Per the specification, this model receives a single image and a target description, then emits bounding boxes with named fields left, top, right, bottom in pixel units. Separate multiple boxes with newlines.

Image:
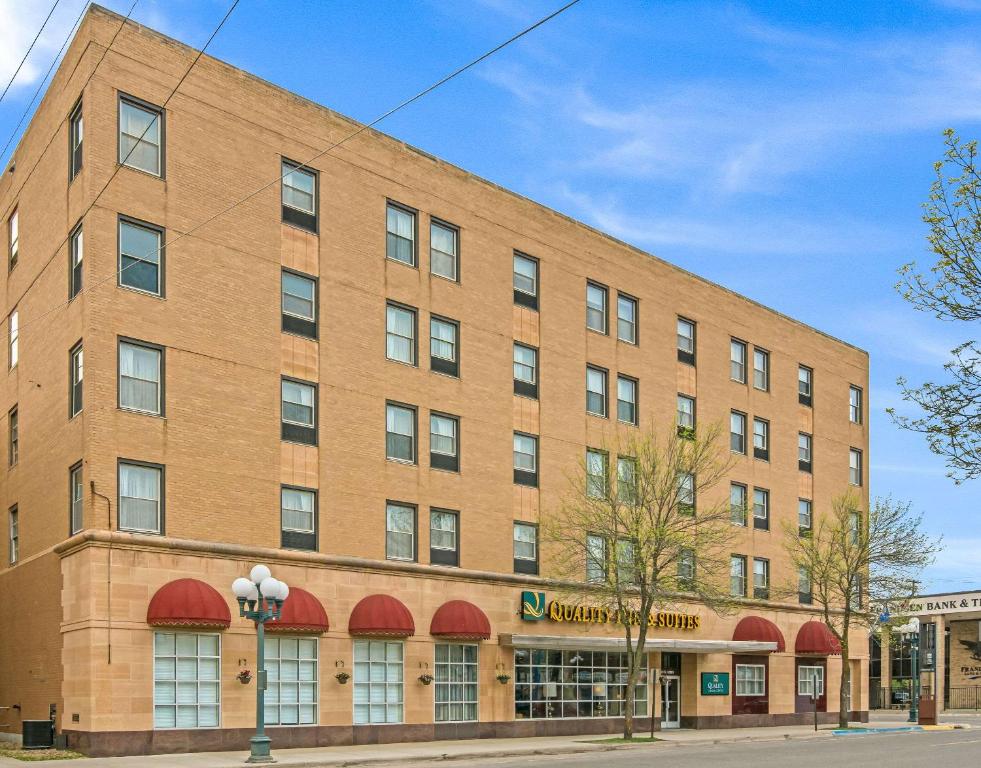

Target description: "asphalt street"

left=389, top=728, right=981, bottom=768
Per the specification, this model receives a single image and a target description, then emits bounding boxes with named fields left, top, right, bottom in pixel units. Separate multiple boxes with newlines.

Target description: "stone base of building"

left=64, top=712, right=869, bottom=757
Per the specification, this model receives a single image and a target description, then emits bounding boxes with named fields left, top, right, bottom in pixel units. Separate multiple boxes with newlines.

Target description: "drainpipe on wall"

left=90, top=482, right=113, bottom=664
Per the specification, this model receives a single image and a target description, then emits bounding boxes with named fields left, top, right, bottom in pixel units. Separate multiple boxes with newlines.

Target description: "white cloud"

left=920, top=538, right=981, bottom=592
left=843, top=306, right=964, bottom=367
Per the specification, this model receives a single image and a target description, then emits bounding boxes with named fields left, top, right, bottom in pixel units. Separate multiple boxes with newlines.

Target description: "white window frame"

left=617, top=294, right=637, bottom=344
left=119, top=96, right=162, bottom=176
left=264, top=636, right=319, bottom=726
left=798, top=665, right=824, bottom=697
left=586, top=282, right=607, bottom=333
left=849, top=385, right=863, bottom=424
left=70, top=224, right=83, bottom=299
left=586, top=449, right=607, bottom=499
left=152, top=632, right=220, bottom=729
left=118, top=218, right=162, bottom=296
left=385, top=403, right=416, bottom=463
left=677, top=395, right=695, bottom=430
left=849, top=448, right=862, bottom=486
left=8, top=308, right=18, bottom=368
left=8, top=507, right=18, bottom=564
left=430, top=316, right=457, bottom=363
left=430, top=413, right=458, bottom=457
left=730, top=411, right=746, bottom=453
left=753, top=558, right=769, bottom=592
left=730, top=556, right=747, bottom=597
left=119, top=340, right=162, bottom=415
left=386, top=204, right=416, bottom=266
left=513, top=343, right=537, bottom=384
left=798, top=433, right=812, bottom=463
left=70, top=463, right=84, bottom=535
left=753, top=488, right=769, bottom=522
left=281, top=487, right=316, bottom=535
left=753, top=348, right=769, bottom=391
left=8, top=209, right=18, bottom=268
left=429, top=509, right=457, bottom=553
left=586, top=533, right=607, bottom=583
left=281, top=161, right=317, bottom=216
left=513, top=433, right=537, bottom=473
left=735, top=664, right=765, bottom=696
left=385, top=503, right=415, bottom=562
left=798, top=498, right=812, bottom=530
left=677, top=317, right=695, bottom=354
left=386, top=303, right=416, bottom=365
left=513, top=253, right=538, bottom=297
left=353, top=639, right=404, bottom=724
left=730, top=339, right=746, bottom=383
left=430, top=220, right=458, bottom=281
left=434, top=643, right=478, bottom=722
left=730, top=483, right=747, bottom=526
left=753, top=418, right=768, bottom=454
left=118, top=462, right=162, bottom=534
left=617, top=375, right=637, bottom=425
left=513, top=522, right=537, bottom=562
left=282, top=271, right=316, bottom=322
left=799, top=366, right=812, bottom=397
left=281, top=379, right=315, bottom=428
left=586, top=366, right=607, bottom=417
left=70, top=342, right=84, bottom=417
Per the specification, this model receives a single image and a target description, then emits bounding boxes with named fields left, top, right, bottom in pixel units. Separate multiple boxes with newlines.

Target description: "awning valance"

left=795, top=621, right=841, bottom=655
left=431, top=600, right=491, bottom=640
left=266, top=587, right=329, bottom=634
left=147, top=578, right=231, bottom=629
left=733, top=616, right=786, bottom=652
left=348, top=594, right=415, bottom=637
left=498, top=634, right=778, bottom=654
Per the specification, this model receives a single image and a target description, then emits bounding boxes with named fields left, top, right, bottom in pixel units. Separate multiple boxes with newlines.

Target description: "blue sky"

left=1, top=0, right=978, bottom=591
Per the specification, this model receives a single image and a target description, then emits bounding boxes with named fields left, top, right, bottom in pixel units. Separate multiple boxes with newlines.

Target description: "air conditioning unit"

left=21, top=720, right=54, bottom=749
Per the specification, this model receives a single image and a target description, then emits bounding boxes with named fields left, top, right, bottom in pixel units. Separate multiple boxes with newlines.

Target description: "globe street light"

left=232, top=565, right=289, bottom=763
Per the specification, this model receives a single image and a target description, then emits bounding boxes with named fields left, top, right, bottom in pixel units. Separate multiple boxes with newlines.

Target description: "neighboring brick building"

left=0, top=5, right=870, bottom=756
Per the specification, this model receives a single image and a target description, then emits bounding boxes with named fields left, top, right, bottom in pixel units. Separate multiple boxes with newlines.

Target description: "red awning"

left=266, top=587, right=329, bottom=634
left=795, top=620, right=842, bottom=655
left=147, top=578, right=231, bottom=629
left=733, top=616, right=786, bottom=652
left=430, top=600, right=492, bottom=640
left=348, top=594, right=415, bottom=637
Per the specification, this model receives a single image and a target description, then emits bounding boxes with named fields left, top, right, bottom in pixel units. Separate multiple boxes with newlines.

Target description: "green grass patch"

left=592, top=736, right=663, bottom=743
left=0, top=746, right=85, bottom=761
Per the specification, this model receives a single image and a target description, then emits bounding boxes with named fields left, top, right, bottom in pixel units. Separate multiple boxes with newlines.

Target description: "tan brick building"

left=0, top=5, right=870, bottom=755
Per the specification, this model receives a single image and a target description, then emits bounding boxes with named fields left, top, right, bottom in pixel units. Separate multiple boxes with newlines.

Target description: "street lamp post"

left=231, top=565, right=290, bottom=764
left=908, top=631, right=920, bottom=723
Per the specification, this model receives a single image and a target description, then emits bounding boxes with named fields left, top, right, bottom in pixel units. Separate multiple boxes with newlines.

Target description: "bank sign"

left=701, top=672, right=730, bottom=696
left=520, top=591, right=700, bottom=631
left=904, top=592, right=981, bottom=616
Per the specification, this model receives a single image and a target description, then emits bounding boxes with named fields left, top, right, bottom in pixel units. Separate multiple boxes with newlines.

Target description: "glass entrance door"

left=661, top=675, right=680, bottom=729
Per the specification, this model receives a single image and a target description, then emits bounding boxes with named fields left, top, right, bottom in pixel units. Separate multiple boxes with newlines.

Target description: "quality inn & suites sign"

left=521, top=591, right=700, bottom=630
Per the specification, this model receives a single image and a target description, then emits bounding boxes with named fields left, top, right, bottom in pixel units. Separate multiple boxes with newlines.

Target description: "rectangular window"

left=849, top=385, right=863, bottom=424
left=386, top=203, right=416, bottom=266
left=119, top=217, right=163, bottom=295
left=385, top=403, right=416, bottom=463
left=385, top=502, right=416, bottom=561
left=434, top=644, right=478, bottom=722
left=429, top=509, right=459, bottom=567
left=678, top=548, right=695, bottom=587
left=730, top=483, right=747, bottom=526
left=513, top=432, right=538, bottom=487
left=281, top=378, right=317, bottom=445
left=281, top=160, right=318, bottom=231
left=8, top=506, right=17, bottom=564
left=429, top=413, right=459, bottom=472
left=617, top=294, right=637, bottom=344
left=70, top=342, right=83, bottom=417
left=849, top=511, right=861, bottom=545
left=730, top=555, right=747, bottom=597
left=430, top=316, right=459, bottom=377
left=586, top=534, right=607, bottom=583
left=753, top=348, right=769, bottom=391
left=849, top=448, right=863, bottom=486
left=753, top=487, right=769, bottom=530
left=617, top=457, right=638, bottom=503
left=7, top=209, right=16, bottom=270
left=798, top=365, right=813, bottom=406
left=798, top=498, right=812, bottom=532
left=118, top=461, right=162, bottom=534
left=678, top=472, right=695, bottom=514
left=513, top=343, right=538, bottom=399
left=430, top=220, right=458, bottom=281
left=586, top=282, right=607, bottom=333
left=677, top=317, right=696, bottom=365
left=752, top=418, right=769, bottom=461
left=798, top=433, right=812, bottom=472
left=353, top=640, right=403, bottom=724
left=513, top=522, right=538, bottom=575
left=677, top=394, right=695, bottom=435
left=7, top=406, right=17, bottom=467
left=8, top=308, right=17, bottom=368
left=281, top=486, right=316, bottom=551
left=798, top=665, right=824, bottom=697
left=119, top=340, right=163, bottom=415
left=616, top=538, right=636, bottom=585
left=264, top=636, right=318, bottom=725
left=513, top=252, right=539, bottom=310
left=850, top=575, right=862, bottom=610
left=70, top=462, right=83, bottom=535
left=514, top=646, right=648, bottom=719
left=617, top=375, right=637, bottom=425
left=119, top=95, right=163, bottom=176
left=281, top=270, right=317, bottom=339
left=386, top=303, right=416, bottom=365
left=586, top=449, right=608, bottom=499
left=730, top=411, right=746, bottom=453
left=69, top=100, right=83, bottom=180
left=730, top=339, right=747, bottom=383
left=69, top=223, right=83, bottom=299
left=753, top=558, right=770, bottom=599
left=735, top=664, right=765, bottom=696
left=798, top=567, right=812, bottom=604
left=152, top=633, right=219, bottom=729
left=586, top=366, right=608, bottom=417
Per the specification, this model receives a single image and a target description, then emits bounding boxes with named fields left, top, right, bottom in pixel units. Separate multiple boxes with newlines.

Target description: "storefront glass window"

left=264, top=636, right=318, bottom=725
left=513, top=648, right=647, bottom=719
left=435, top=643, right=478, bottom=722
left=735, top=663, right=765, bottom=696
left=153, top=632, right=220, bottom=729
left=353, top=640, right=403, bottom=724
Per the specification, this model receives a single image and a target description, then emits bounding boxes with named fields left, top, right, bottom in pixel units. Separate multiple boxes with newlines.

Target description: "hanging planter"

left=334, top=672, right=351, bottom=685
left=496, top=673, right=511, bottom=685
left=237, top=669, right=253, bottom=685
left=418, top=674, right=434, bottom=686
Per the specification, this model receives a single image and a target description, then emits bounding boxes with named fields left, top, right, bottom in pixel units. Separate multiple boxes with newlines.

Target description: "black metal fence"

left=947, top=686, right=981, bottom=710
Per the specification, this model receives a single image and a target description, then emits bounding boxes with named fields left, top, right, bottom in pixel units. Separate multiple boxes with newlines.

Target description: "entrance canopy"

left=499, top=634, right=778, bottom=653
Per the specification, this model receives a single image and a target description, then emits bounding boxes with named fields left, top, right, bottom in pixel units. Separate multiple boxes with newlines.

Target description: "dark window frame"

left=753, top=557, right=770, bottom=600
left=385, top=400, right=418, bottom=464
left=616, top=373, right=639, bottom=426
left=798, top=432, right=813, bottom=473
left=677, top=392, right=696, bottom=438
left=386, top=200, right=418, bottom=268
left=7, top=405, right=17, bottom=467
left=429, top=217, right=460, bottom=282
left=730, top=482, right=748, bottom=526
left=117, top=336, right=165, bottom=417
left=513, top=251, right=539, bottom=310
left=69, top=339, right=83, bottom=418
left=116, top=457, right=165, bottom=535
left=385, top=300, right=419, bottom=367
left=385, top=499, right=418, bottom=562
left=513, top=342, right=539, bottom=399
left=730, top=410, right=747, bottom=454
left=513, top=431, right=539, bottom=487
left=117, top=92, right=166, bottom=179
left=616, top=292, right=639, bottom=345
left=280, top=267, right=318, bottom=339
left=8, top=208, right=18, bottom=272
left=730, top=338, right=748, bottom=383
left=752, top=487, right=770, bottom=531
left=117, top=213, right=165, bottom=297
left=429, top=410, right=460, bottom=472
left=752, top=347, right=770, bottom=392
left=586, top=364, right=609, bottom=418
left=69, top=97, right=83, bottom=181
left=429, top=314, right=460, bottom=378
left=280, top=375, right=318, bottom=446
left=69, top=220, right=83, bottom=300
left=850, top=385, right=864, bottom=424
left=513, top=520, right=539, bottom=575
left=752, top=417, right=769, bottom=462
left=798, top=365, right=813, bottom=407
left=69, top=460, right=83, bottom=536
left=677, top=316, right=696, bottom=366
left=280, top=484, right=318, bottom=552
left=585, top=280, right=609, bottom=335
left=429, top=507, right=460, bottom=567
left=280, top=158, right=319, bottom=233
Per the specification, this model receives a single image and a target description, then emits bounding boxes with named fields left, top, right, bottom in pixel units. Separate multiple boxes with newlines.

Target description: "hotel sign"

left=701, top=672, right=730, bottom=696
left=520, top=591, right=700, bottom=631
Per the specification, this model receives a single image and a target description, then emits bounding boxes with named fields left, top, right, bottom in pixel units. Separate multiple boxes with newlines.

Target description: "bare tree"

left=893, top=129, right=981, bottom=482
left=542, top=422, right=737, bottom=739
left=784, top=494, right=940, bottom=727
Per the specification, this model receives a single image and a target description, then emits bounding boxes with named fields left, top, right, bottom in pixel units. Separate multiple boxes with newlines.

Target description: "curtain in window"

left=430, top=511, right=456, bottom=550
left=282, top=273, right=314, bottom=319
left=386, top=406, right=414, bottom=459
left=120, top=343, right=160, bottom=412
left=119, top=102, right=160, bottom=174
left=430, top=321, right=455, bottom=360
left=120, top=464, right=160, bottom=532
left=282, top=488, right=314, bottom=533
left=386, top=505, right=414, bottom=559
left=282, top=381, right=314, bottom=425
left=430, top=416, right=455, bottom=455
left=282, top=165, right=315, bottom=213
left=386, top=306, right=414, bottom=362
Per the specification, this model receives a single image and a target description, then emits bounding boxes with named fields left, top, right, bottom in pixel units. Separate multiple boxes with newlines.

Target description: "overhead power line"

left=0, top=0, right=64, bottom=108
